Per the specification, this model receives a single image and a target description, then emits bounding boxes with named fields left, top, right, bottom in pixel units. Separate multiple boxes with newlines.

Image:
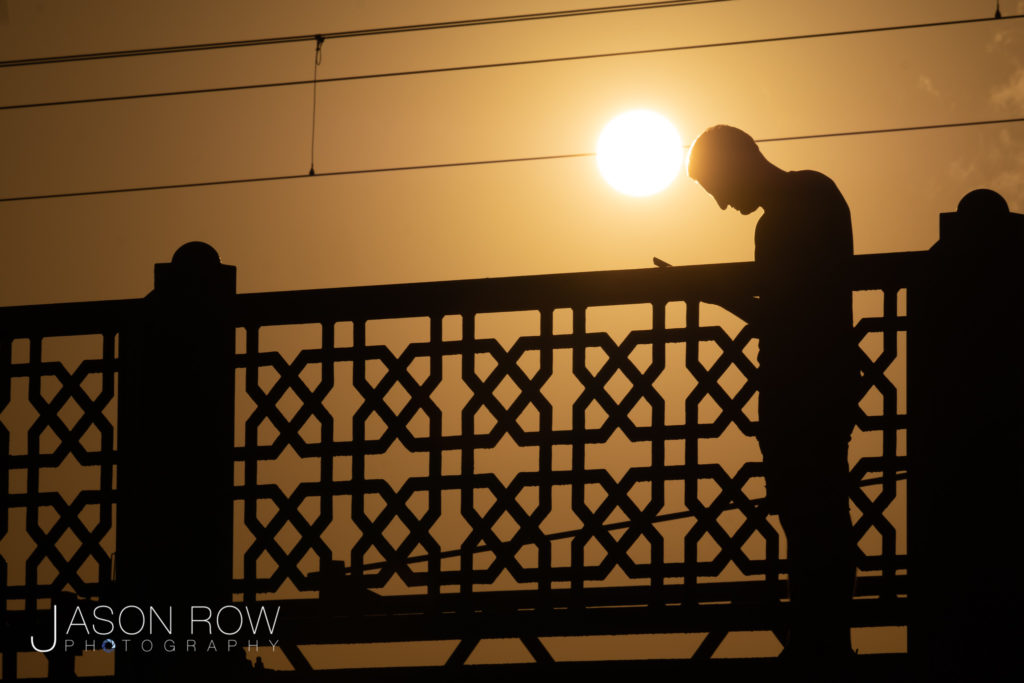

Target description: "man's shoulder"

left=786, top=169, right=842, bottom=195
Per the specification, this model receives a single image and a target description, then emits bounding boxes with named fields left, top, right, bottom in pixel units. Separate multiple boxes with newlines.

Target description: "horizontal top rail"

left=0, top=251, right=925, bottom=336
left=232, top=251, right=926, bottom=326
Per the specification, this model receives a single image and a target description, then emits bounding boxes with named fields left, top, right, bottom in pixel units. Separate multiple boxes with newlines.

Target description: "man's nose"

left=717, top=198, right=728, bottom=210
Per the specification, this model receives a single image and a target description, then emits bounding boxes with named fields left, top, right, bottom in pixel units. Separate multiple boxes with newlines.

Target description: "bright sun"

left=596, top=110, right=683, bottom=197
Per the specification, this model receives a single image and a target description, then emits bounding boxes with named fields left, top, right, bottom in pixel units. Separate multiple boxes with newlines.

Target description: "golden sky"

left=1, top=0, right=1022, bottom=306
left=4, top=1, right=1007, bottom=671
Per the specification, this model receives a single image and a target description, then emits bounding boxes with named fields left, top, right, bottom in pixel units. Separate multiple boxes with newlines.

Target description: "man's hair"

left=686, top=125, right=762, bottom=182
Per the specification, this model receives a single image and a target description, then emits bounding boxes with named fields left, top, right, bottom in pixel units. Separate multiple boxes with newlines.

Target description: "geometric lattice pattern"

left=0, top=332, right=117, bottom=615
left=233, top=280, right=909, bottom=607
left=0, top=257, right=913, bottom=676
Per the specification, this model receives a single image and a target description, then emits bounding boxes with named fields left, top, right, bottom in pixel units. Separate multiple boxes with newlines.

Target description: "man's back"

left=754, top=169, right=856, bottom=430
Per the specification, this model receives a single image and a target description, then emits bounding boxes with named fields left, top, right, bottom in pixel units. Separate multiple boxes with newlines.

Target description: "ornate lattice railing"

left=0, top=251, right=918, bottom=676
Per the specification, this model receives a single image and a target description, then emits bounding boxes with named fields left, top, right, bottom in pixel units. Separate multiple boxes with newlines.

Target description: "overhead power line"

left=1, top=116, right=1021, bottom=204
left=0, top=0, right=730, bottom=68
left=3, top=13, right=1020, bottom=112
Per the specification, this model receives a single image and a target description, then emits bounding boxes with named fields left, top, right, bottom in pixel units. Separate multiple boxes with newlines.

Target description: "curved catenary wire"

left=1, top=117, right=1021, bottom=203
left=1, top=14, right=1020, bottom=112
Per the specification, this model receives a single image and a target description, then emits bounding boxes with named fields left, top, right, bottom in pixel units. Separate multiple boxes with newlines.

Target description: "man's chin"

left=738, top=206, right=758, bottom=215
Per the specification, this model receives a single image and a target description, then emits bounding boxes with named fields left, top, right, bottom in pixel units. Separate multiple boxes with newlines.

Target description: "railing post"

left=911, top=189, right=1024, bottom=678
left=116, top=242, right=236, bottom=680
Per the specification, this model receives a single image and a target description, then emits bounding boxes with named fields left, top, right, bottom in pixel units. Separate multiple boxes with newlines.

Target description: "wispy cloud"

left=917, top=75, right=940, bottom=97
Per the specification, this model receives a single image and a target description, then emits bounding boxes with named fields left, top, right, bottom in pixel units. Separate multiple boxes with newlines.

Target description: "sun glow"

left=596, top=110, right=683, bottom=197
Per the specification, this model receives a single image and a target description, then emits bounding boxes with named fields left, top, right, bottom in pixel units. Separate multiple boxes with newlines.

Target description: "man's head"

left=687, top=125, right=770, bottom=215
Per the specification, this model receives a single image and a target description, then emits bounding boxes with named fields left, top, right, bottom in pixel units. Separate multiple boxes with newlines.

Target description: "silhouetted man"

left=687, top=125, right=858, bottom=662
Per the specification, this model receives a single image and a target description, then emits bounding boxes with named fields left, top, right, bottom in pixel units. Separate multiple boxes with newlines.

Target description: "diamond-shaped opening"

left=584, top=346, right=609, bottom=376
left=716, top=508, right=745, bottom=537
left=492, top=510, right=519, bottom=543
left=40, top=374, right=62, bottom=403
left=515, top=486, right=539, bottom=516
left=299, top=363, right=322, bottom=393
left=363, top=412, right=388, bottom=441
left=474, top=353, right=497, bottom=380
left=473, top=407, right=496, bottom=435
left=80, top=423, right=103, bottom=452
left=604, top=369, right=632, bottom=404
left=38, top=425, right=61, bottom=455
left=717, top=362, right=749, bottom=400
left=741, top=476, right=767, bottom=504
left=473, top=488, right=496, bottom=517
left=493, top=374, right=520, bottom=410
left=697, top=339, right=724, bottom=371
left=858, top=384, right=884, bottom=417
left=583, top=536, right=605, bottom=565
left=404, top=407, right=429, bottom=439
left=695, top=479, right=722, bottom=508
left=257, top=365, right=281, bottom=395
left=38, top=506, right=59, bottom=534
left=513, top=350, right=538, bottom=378
left=406, top=490, right=429, bottom=520
left=582, top=482, right=619, bottom=520
left=516, top=403, right=539, bottom=432
left=741, top=530, right=767, bottom=562
left=697, top=393, right=723, bottom=424
left=382, top=516, right=409, bottom=549
left=297, top=414, right=322, bottom=444
left=79, top=555, right=100, bottom=583
left=584, top=400, right=606, bottom=430
left=628, top=344, right=652, bottom=373
left=406, top=356, right=430, bottom=385
left=79, top=504, right=99, bottom=530
left=627, top=481, right=652, bottom=511
left=859, top=331, right=885, bottom=364
left=364, top=358, right=389, bottom=388
left=742, top=392, right=759, bottom=422
left=857, top=524, right=884, bottom=557
left=696, top=532, right=722, bottom=563
left=255, top=499, right=278, bottom=528
left=383, top=381, right=410, bottom=415
left=361, top=493, right=387, bottom=522
left=298, top=497, right=320, bottom=524
left=36, top=556, right=59, bottom=584
left=515, top=544, right=538, bottom=570
left=628, top=399, right=651, bottom=428
left=473, top=549, right=496, bottom=571
left=80, top=372, right=102, bottom=402
left=274, top=521, right=302, bottom=555
left=55, top=527, right=80, bottom=560
left=626, top=534, right=651, bottom=564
